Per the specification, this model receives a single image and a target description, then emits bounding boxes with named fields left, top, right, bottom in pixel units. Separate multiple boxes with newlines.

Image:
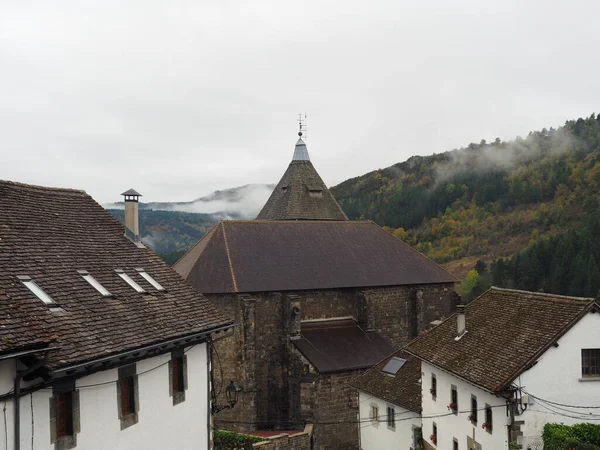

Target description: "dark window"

left=430, top=374, right=437, bottom=398
left=453, top=438, right=459, bottom=450
left=50, top=380, right=80, bottom=449
left=449, top=385, right=458, bottom=414
left=484, top=404, right=493, bottom=433
left=170, top=350, right=188, bottom=405
left=387, top=406, right=395, bottom=428
left=117, top=364, right=138, bottom=430
left=430, top=422, right=437, bottom=445
left=582, top=349, right=600, bottom=377
left=381, top=357, right=406, bottom=376
left=470, top=395, right=478, bottom=423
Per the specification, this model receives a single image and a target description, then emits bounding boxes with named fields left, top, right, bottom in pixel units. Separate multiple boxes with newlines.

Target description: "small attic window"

left=17, top=275, right=55, bottom=305
left=381, top=357, right=406, bottom=376
left=135, top=269, right=165, bottom=291
left=114, top=269, right=145, bottom=293
left=281, top=186, right=288, bottom=192
left=308, top=190, right=323, bottom=198
left=78, top=270, right=112, bottom=297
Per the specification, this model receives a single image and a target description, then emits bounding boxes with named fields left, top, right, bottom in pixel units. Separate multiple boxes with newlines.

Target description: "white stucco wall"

left=358, top=390, right=420, bottom=450
left=421, top=362, right=509, bottom=450
left=0, top=343, right=209, bottom=450
left=515, top=311, right=600, bottom=449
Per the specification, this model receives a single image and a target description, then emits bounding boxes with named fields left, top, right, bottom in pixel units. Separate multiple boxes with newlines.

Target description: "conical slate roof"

left=256, top=136, right=348, bottom=221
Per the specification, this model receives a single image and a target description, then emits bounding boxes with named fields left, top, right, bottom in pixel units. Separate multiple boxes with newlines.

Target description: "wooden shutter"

left=182, top=355, right=188, bottom=391
left=120, top=377, right=132, bottom=415
left=55, top=393, right=68, bottom=438
left=172, top=357, right=181, bottom=393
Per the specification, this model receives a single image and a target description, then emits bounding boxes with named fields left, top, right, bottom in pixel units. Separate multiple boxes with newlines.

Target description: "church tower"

left=256, top=132, right=348, bottom=220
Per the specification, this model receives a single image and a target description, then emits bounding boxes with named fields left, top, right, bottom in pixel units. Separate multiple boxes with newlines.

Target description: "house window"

left=387, top=406, right=395, bottom=428
left=370, top=404, right=379, bottom=423
left=169, top=349, right=188, bottom=405
left=582, top=349, right=600, bottom=377
left=470, top=395, right=478, bottom=423
left=430, top=422, right=437, bottom=445
left=453, top=437, right=459, bottom=450
left=449, top=385, right=458, bottom=414
left=117, top=364, right=139, bottom=430
left=50, top=380, right=80, bottom=450
left=430, top=373, right=437, bottom=398
left=483, top=404, right=493, bottom=433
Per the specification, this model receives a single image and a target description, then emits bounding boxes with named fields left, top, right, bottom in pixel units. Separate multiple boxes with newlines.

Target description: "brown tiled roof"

left=0, top=180, right=233, bottom=371
left=256, top=160, right=348, bottom=221
left=174, top=220, right=457, bottom=293
left=349, top=349, right=421, bottom=412
left=292, top=319, right=394, bottom=373
left=405, top=287, right=598, bottom=392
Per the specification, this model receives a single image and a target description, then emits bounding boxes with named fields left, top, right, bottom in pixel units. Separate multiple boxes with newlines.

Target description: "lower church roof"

left=292, top=319, right=395, bottom=373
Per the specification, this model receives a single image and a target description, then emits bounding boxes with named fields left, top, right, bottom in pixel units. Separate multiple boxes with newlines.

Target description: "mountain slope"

left=331, top=114, right=600, bottom=277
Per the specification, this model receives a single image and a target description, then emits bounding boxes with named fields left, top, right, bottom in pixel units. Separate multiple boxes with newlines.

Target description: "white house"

left=0, top=181, right=235, bottom=450
left=349, top=350, right=422, bottom=450
left=406, top=287, right=600, bottom=450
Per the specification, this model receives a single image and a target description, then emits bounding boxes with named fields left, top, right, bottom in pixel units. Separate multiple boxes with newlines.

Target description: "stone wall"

left=252, top=424, right=313, bottom=450
left=208, top=282, right=457, bottom=445
left=311, top=371, right=361, bottom=450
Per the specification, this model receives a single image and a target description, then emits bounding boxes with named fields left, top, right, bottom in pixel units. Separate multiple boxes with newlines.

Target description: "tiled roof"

left=174, top=220, right=457, bottom=293
left=349, top=349, right=421, bottom=413
left=0, top=180, right=233, bottom=371
left=405, top=287, right=598, bottom=392
left=292, top=319, right=394, bottom=373
left=256, top=159, right=348, bottom=221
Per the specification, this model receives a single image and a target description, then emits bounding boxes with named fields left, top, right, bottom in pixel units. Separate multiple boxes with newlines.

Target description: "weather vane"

left=297, top=112, right=307, bottom=139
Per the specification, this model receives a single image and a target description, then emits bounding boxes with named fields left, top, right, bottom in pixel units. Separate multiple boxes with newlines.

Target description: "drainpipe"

left=13, top=350, right=54, bottom=450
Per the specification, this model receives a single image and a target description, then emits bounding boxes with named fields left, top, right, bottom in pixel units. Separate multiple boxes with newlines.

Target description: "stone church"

left=174, top=133, right=458, bottom=449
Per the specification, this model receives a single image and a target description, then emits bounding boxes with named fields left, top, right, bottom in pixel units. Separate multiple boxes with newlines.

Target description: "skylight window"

left=78, top=270, right=112, bottom=297
left=381, top=357, right=407, bottom=376
left=17, top=275, right=55, bottom=305
left=136, top=269, right=165, bottom=291
left=114, top=269, right=145, bottom=293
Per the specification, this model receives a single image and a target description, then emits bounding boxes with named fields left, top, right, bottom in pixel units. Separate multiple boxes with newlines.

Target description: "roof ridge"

left=0, top=179, right=86, bottom=194
left=220, top=222, right=239, bottom=292
left=488, top=286, right=595, bottom=303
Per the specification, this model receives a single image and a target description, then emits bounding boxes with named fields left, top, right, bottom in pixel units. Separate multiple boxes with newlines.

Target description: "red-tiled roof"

left=405, top=287, right=598, bottom=392
left=0, top=180, right=233, bottom=370
left=174, top=220, right=457, bottom=293
left=349, top=349, right=421, bottom=413
left=292, top=319, right=395, bottom=373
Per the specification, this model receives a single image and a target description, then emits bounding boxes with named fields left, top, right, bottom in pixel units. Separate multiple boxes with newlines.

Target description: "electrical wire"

left=523, top=389, right=600, bottom=409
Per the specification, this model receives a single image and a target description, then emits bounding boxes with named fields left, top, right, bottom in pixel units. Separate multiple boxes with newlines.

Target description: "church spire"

left=292, top=131, right=310, bottom=161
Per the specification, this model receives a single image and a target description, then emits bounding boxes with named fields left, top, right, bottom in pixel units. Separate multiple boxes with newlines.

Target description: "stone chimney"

left=121, top=189, right=142, bottom=241
left=456, top=304, right=466, bottom=337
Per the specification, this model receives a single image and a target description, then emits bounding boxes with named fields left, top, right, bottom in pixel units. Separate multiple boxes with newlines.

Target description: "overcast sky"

left=1, top=1, right=598, bottom=203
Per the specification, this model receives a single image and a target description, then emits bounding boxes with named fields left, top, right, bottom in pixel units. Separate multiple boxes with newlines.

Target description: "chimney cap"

left=457, top=304, right=466, bottom=312
left=121, top=188, right=142, bottom=197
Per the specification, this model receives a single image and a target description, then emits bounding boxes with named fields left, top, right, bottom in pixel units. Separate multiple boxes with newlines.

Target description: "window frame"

left=114, top=269, right=145, bottom=293
left=50, top=380, right=80, bottom=450
left=470, top=395, right=478, bottom=424
left=169, top=349, right=188, bottom=405
left=369, top=403, right=379, bottom=424
left=484, top=404, right=493, bottom=434
left=581, top=348, right=600, bottom=378
left=449, top=385, right=458, bottom=415
left=117, top=364, right=139, bottom=430
left=430, top=373, right=437, bottom=399
left=453, top=437, right=459, bottom=450
left=18, top=275, right=56, bottom=305
left=386, top=405, right=396, bottom=429
left=77, top=270, right=112, bottom=297
left=431, top=422, right=437, bottom=446
left=135, top=268, right=165, bottom=291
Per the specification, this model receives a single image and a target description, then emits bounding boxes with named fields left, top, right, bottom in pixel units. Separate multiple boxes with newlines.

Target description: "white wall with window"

left=357, top=390, right=420, bottom=450
left=420, top=362, right=508, bottom=450
left=515, top=311, right=600, bottom=449
left=0, top=343, right=210, bottom=450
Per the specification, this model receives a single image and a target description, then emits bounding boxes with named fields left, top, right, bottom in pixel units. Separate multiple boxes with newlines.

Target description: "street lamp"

left=213, top=380, right=243, bottom=414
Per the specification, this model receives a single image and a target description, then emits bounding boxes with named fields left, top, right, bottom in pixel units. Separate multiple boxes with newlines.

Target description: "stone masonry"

left=210, top=283, right=458, bottom=449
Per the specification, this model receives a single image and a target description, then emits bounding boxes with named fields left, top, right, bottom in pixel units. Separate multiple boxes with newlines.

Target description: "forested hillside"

left=331, top=113, right=600, bottom=299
